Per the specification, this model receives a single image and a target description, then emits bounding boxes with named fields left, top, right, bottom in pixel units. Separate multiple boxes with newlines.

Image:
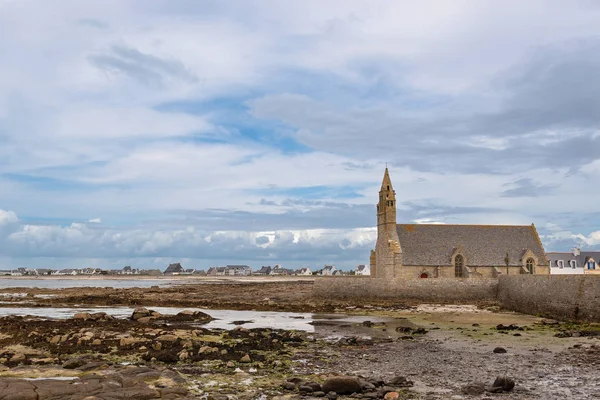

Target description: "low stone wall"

left=497, top=275, right=600, bottom=322
left=312, top=277, right=498, bottom=303
left=312, top=275, right=600, bottom=322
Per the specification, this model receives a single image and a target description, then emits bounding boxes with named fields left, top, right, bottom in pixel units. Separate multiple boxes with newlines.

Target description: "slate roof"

left=547, top=251, right=600, bottom=269
left=164, top=263, right=184, bottom=274
left=396, top=224, right=548, bottom=267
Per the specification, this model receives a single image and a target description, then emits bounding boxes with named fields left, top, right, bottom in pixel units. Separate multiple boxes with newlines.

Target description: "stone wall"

left=497, top=275, right=600, bottom=322
left=312, top=277, right=498, bottom=303
left=312, top=275, right=600, bottom=322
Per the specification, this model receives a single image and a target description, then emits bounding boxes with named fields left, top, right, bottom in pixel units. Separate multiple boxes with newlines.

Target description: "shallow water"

left=0, top=279, right=181, bottom=289
left=0, top=306, right=407, bottom=334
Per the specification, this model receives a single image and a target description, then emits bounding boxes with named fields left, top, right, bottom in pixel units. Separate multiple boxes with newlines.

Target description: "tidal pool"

left=0, top=306, right=412, bottom=336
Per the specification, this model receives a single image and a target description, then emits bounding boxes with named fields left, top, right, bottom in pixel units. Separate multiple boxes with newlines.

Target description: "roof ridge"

left=397, top=223, right=534, bottom=227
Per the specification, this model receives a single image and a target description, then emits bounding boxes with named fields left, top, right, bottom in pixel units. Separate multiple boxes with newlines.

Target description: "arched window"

left=455, top=255, right=464, bottom=278
left=420, top=272, right=429, bottom=278
left=526, top=258, right=535, bottom=274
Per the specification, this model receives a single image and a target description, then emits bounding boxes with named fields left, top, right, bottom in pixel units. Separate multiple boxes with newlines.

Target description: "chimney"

left=572, top=247, right=580, bottom=256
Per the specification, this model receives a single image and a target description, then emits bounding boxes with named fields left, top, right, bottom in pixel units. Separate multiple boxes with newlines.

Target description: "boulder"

left=156, top=334, right=178, bottom=342
left=74, top=312, right=92, bottom=320
left=384, top=392, right=399, bottom=400
left=493, top=347, right=507, bottom=354
left=490, top=376, right=515, bottom=392
left=131, top=307, right=153, bottom=321
left=322, top=376, right=362, bottom=394
left=240, top=354, right=251, bottom=363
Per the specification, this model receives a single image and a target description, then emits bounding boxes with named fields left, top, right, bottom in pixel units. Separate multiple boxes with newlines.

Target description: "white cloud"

left=0, top=1, right=599, bottom=267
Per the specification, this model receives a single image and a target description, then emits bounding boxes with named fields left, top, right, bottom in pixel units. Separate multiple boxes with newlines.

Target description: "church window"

left=569, top=260, right=577, bottom=269
left=390, top=201, right=393, bottom=206
left=419, top=272, right=429, bottom=278
left=454, top=255, right=464, bottom=278
left=526, top=258, right=535, bottom=274
left=387, top=185, right=390, bottom=190
left=557, top=260, right=564, bottom=269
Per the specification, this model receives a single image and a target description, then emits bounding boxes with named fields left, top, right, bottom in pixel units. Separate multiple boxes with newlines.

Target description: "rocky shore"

left=0, top=281, right=599, bottom=399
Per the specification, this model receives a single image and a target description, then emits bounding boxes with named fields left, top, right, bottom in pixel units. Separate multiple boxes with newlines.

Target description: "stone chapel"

left=370, top=168, right=550, bottom=279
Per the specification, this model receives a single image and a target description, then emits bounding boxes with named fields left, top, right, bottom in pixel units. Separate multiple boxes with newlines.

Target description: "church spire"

left=381, top=167, right=394, bottom=193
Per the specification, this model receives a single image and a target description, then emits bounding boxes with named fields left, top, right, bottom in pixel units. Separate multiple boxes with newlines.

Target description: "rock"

left=10, top=353, right=26, bottom=363
left=131, top=307, right=152, bottom=321
left=493, top=347, right=507, bottom=354
left=178, top=350, right=189, bottom=361
left=281, top=382, right=296, bottom=391
left=152, top=342, right=162, bottom=351
left=92, top=339, right=102, bottom=346
left=361, top=382, right=376, bottom=392
left=313, top=391, right=326, bottom=397
left=120, top=337, right=139, bottom=347
left=389, top=376, right=413, bottom=387
left=90, top=312, right=112, bottom=321
left=137, top=316, right=156, bottom=324
left=322, top=376, right=363, bottom=394
left=462, top=383, right=486, bottom=395
left=306, top=382, right=322, bottom=392
left=240, top=354, right=251, bottom=363
left=49, top=335, right=62, bottom=345
left=74, top=312, right=92, bottom=320
left=62, top=357, right=87, bottom=369
left=490, top=376, right=515, bottom=392
left=226, top=361, right=235, bottom=368
left=384, top=392, right=399, bottom=400
left=157, top=334, right=178, bottom=342
left=327, top=391, right=339, bottom=400
left=299, top=385, right=314, bottom=393
left=207, top=395, right=229, bottom=400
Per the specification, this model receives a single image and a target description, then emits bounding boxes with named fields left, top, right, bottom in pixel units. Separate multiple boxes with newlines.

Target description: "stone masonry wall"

left=497, top=275, right=600, bottom=322
left=312, top=275, right=600, bottom=322
left=312, top=277, right=498, bottom=303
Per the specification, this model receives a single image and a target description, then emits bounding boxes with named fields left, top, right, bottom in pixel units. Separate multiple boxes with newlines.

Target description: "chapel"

left=370, top=168, right=550, bottom=279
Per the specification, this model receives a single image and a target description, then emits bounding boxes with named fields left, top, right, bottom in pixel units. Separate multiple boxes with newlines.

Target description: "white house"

left=355, top=264, right=370, bottom=276
left=296, top=267, right=312, bottom=276
left=322, top=265, right=336, bottom=276
left=546, top=248, right=600, bottom=275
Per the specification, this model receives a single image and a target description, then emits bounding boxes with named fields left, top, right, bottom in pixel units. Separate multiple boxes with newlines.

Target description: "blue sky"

left=1, top=0, right=599, bottom=271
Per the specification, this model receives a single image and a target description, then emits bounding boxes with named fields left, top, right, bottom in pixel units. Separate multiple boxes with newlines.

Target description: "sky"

left=0, top=0, right=599, bottom=271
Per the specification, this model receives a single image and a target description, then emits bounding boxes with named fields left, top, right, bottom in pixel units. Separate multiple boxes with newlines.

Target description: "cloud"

left=88, top=44, right=198, bottom=87
left=1, top=1, right=600, bottom=268
left=88, top=218, right=101, bottom=223
left=500, top=178, right=557, bottom=198
left=0, top=209, right=375, bottom=268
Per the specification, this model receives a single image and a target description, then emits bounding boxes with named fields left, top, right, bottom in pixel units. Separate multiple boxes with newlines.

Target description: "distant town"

left=0, top=263, right=371, bottom=277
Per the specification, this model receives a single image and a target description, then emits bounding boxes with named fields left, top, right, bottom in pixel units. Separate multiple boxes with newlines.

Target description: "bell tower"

left=372, top=167, right=401, bottom=279
left=377, top=167, right=397, bottom=234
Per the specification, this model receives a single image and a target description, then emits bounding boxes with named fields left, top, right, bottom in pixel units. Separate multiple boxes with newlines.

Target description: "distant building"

left=322, top=265, right=337, bottom=276
left=207, top=267, right=227, bottom=276
left=355, top=264, right=370, bottom=276
left=547, top=249, right=600, bottom=275
left=164, top=263, right=185, bottom=275
left=270, top=265, right=293, bottom=275
left=225, top=265, right=252, bottom=276
left=296, top=267, right=312, bottom=276
left=254, top=266, right=272, bottom=275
